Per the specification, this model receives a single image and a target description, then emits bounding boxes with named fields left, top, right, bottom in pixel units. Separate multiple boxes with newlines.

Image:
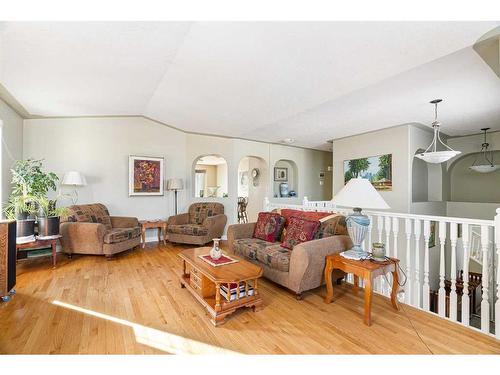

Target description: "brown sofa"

left=167, top=202, right=227, bottom=245
left=60, top=203, right=141, bottom=258
left=227, top=213, right=352, bottom=299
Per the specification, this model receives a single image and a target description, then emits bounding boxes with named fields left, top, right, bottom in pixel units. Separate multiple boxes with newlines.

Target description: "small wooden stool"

left=324, top=253, right=400, bottom=326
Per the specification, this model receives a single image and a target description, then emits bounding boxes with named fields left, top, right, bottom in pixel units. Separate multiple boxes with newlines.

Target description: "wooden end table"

left=324, top=253, right=400, bottom=326
left=139, top=220, right=168, bottom=248
left=16, top=236, right=62, bottom=268
left=178, top=247, right=263, bottom=326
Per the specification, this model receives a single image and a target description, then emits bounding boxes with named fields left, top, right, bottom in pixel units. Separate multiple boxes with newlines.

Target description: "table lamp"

left=62, top=171, right=87, bottom=204
left=167, top=178, right=183, bottom=215
left=331, top=178, right=390, bottom=256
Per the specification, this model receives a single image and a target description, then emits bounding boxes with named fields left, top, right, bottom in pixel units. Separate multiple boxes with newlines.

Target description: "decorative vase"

left=210, top=238, right=222, bottom=260
left=371, top=242, right=386, bottom=261
left=345, top=208, right=370, bottom=254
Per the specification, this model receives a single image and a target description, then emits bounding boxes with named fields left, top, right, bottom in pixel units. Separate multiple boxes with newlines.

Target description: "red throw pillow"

left=281, top=216, right=320, bottom=250
left=253, top=212, right=286, bottom=242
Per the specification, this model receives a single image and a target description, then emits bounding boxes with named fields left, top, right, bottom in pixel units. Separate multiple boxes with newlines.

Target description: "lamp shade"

left=331, top=178, right=390, bottom=210
left=167, top=178, right=183, bottom=190
left=62, top=171, right=87, bottom=186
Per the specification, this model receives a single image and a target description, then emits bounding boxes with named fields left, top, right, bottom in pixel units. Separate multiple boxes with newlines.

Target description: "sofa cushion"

left=318, top=214, right=348, bottom=238
left=253, top=212, right=285, bottom=242
left=189, top=203, right=224, bottom=225
left=104, top=227, right=141, bottom=244
left=61, top=203, right=112, bottom=230
left=256, top=243, right=291, bottom=272
left=168, top=224, right=209, bottom=236
left=281, top=216, right=320, bottom=250
left=232, top=238, right=272, bottom=261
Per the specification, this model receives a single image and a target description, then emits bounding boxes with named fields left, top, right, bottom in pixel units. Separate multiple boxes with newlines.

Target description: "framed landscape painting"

left=129, top=155, right=164, bottom=196
left=343, top=154, right=392, bottom=191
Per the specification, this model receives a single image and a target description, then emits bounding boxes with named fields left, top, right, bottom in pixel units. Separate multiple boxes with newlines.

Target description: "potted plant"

left=36, top=197, right=69, bottom=237
left=3, top=159, right=60, bottom=238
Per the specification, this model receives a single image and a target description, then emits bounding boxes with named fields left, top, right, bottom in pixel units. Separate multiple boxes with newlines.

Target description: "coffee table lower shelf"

left=179, top=274, right=263, bottom=326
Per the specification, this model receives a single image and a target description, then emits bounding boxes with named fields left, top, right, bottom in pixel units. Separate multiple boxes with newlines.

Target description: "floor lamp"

left=62, top=171, right=87, bottom=204
left=167, top=178, right=183, bottom=215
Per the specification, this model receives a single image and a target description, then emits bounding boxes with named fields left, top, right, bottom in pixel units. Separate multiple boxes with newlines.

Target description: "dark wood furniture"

left=324, top=254, right=400, bottom=326
left=178, top=247, right=263, bottom=326
left=16, top=236, right=61, bottom=269
left=139, top=220, right=167, bottom=248
left=237, top=197, right=248, bottom=223
left=0, top=221, right=17, bottom=302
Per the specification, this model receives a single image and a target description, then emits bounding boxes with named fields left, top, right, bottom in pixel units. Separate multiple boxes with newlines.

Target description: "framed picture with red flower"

left=129, top=155, right=164, bottom=196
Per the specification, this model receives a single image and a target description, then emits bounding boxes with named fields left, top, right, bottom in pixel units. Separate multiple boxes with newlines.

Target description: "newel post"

left=495, top=208, right=500, bottom=340
left=263, top=197, right=270, bottom=212
left=302, top=196, right=309, bottom=208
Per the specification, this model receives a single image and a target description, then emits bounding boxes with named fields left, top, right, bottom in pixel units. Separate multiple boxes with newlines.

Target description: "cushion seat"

left=167, top=224, right=208, bottom=237
left=103, top=227, right=141, bottom=244
left=256, top=243, right=291, bottom=272
left=232, top=238, right=272, bottom=261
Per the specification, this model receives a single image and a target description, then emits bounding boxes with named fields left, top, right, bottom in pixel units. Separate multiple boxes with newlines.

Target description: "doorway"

left=237, top=156, right=267, bottom=223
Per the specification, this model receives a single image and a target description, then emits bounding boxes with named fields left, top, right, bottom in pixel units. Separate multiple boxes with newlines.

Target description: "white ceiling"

left=1, top=21, right=499, bottom=150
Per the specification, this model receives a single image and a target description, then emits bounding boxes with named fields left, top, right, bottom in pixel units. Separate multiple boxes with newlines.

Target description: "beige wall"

left=0, top=99, right=23, bottom=217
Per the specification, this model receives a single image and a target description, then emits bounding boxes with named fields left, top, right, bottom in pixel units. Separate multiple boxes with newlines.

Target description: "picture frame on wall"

left=274, top=167, right=288, bottom=181
left=343, top=153, right=392, bottom=191
left=129, top=155, right=164, bottom=196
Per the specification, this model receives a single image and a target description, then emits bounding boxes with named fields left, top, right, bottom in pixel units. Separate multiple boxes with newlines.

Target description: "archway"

left=192, top=155, right=228, bottom=198
left=237, top=156, right=267, bottom=222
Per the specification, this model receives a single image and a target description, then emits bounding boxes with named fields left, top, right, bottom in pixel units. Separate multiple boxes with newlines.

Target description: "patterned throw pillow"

left=252, top=212, right=286, bottom=242
left=281, top=216, right=320, bottom=250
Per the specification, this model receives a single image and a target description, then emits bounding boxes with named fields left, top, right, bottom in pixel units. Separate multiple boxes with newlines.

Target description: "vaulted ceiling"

left=1, top=21, right=499, bottom=150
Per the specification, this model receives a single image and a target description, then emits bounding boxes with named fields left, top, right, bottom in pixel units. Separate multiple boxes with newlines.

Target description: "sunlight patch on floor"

left=52, top=300, right=239, bottom=354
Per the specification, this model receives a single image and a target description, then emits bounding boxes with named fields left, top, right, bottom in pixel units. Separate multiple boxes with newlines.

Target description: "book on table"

left=220, top=282, right=254, bottom=301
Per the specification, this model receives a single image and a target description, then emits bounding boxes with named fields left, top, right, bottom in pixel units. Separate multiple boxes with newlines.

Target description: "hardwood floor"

left=1, top=242, right=499, bottom=354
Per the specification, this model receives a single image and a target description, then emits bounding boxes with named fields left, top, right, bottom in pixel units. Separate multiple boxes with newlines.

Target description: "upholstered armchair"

left=60, top=203, right=141, bottom=259
left=167, top=202, right=227, bottom=245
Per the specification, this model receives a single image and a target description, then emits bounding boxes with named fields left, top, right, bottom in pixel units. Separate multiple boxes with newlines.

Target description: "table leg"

left=215, top=283, right=222, bottom=312
left=141, top=227, right=146, bottom=248
left=157, top=227, right=161, bottom=244
left=324, top=259, right=334, bottom=304
left=52, top=241, right=57, bottom=269
left=353, top=275, right=359, bottom=294
left=162, top=224, right=167, bottom=245
left=364, top=277, right=373, bottom=326
left=391, top=268, right=400, bottom=310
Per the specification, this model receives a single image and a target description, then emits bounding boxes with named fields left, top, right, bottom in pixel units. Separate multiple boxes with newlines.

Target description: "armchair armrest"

left=60, top=222, right=107, bottom=254
left=110, top=216, right=139, bottom=228
left=288, top=235, right=352, bottom=294
left=226, top=222, right=256, bottom=253
left=168, top=213, right=190, bottom=226
left=203, top=214, right=227, bottom=241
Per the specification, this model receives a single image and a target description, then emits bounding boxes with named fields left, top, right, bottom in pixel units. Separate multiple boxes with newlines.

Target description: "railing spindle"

left=461, top=223, right=470, bottom=327
left=405, top=218, right=413, bottom=305
left=438, top=221, right=447, bottom=317
left=494, top=208, right=500, bottom=340
left=392, top=217, right=399, bottom=259
left=423, top=220, right=431, bottom=311
left=414, top=219, right=421, bottom=308
left=480, top=225, right=490, bottom=333
left=449, top=223, right=458, bottom=321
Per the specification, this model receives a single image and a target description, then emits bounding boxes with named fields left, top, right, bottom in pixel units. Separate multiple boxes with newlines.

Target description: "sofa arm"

left=60, top=222, right=107, bottom=254
left=110, top=216, right=139, bottom=228
left=203, top=214, right=227, bottom=241
left=288, top=235, right=352, bottom=294
left=226, top=222, right=256, bottom=253
left=168, top=213, right=190, bottom=225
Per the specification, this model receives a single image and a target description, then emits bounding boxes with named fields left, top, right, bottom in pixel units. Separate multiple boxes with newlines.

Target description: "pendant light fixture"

left=469, top=128, right=500, bottom=173
left=415, top=99, right=461, bottom=164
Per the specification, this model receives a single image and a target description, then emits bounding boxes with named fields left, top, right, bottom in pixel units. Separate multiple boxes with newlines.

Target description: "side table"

left=139, top=220, right=168, bottom=248
left=16, top=236, right=62, bottom=269
left=324, top=253, right=400, bottom=326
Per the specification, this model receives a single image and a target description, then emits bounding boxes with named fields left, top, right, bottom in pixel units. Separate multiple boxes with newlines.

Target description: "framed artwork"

left=343, top=154, right=392, bottom=191
left=129, top=155, right=164, bottom=196
left=274, top=167, right=288, bottom=181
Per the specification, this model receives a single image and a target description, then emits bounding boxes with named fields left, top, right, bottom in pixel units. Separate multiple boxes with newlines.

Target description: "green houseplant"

left=36, top=197, right=69, bottom=237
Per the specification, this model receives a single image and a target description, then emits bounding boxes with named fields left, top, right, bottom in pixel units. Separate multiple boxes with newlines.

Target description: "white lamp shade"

left=62, top=171, right=87, bottom=186
left=167, top=178, right=184, bottom=190
left=331, top=178, right=390, bottom=210
left=414, top=150, right=461, bottom=164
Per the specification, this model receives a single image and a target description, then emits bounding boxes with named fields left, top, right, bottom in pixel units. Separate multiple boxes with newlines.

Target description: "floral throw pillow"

left=281, top=216, right=320, bottom=250
left=253, top=212, right=286, bottom=242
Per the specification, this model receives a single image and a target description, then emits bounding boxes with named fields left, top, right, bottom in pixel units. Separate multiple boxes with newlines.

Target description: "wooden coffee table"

left=178, top=247, right=263, bottom=326
left=324, top=253, right=400, bottom=326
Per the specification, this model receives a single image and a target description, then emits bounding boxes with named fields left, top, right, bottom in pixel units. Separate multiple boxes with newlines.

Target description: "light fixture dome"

left=469, top=128, right=500, bottom=173
left=414, top=99, right=461, bottom=164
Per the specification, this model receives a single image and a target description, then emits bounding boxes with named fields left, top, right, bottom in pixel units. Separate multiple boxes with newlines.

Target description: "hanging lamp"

left=469, top=128, right=500, bottom=173
left=415, top=99, right=461, bottom=164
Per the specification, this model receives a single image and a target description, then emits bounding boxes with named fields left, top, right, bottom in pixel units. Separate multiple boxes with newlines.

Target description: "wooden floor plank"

left=0, top=242, right=499, bottom=354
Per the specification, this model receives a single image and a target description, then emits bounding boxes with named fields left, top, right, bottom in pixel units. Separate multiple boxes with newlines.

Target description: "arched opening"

left=237, top=156, right=267, bottom=222
left=273, top=159, right=298, bottom=198
left=192, top=155, right=228, bottom=198
left=448, top=151, right=500, bottom=203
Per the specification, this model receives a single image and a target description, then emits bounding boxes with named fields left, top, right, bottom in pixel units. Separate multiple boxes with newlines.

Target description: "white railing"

left=263, top=197, right=500, bottom=340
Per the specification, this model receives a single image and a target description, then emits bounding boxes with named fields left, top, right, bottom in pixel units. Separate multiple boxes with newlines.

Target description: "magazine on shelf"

left=220, top=282, right=254, bottom=301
